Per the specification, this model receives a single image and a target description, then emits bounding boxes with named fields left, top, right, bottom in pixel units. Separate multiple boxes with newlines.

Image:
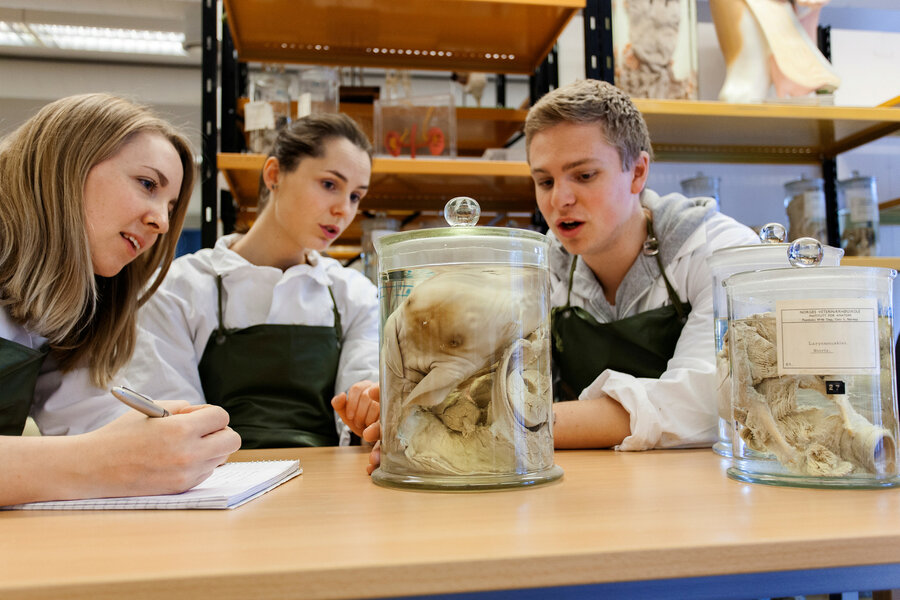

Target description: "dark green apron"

left=0, top=336, right=49, bottom=435
left=197, top=275, right=342, bottom=449
left=551, top=219, right=691, bottom=399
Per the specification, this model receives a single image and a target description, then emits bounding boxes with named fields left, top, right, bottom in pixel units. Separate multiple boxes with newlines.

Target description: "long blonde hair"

left=0, top=93, right=195, bottom=386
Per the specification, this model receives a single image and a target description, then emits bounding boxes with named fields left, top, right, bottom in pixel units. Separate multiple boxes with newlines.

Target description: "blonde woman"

left=0, top=93, right=240, bottom=507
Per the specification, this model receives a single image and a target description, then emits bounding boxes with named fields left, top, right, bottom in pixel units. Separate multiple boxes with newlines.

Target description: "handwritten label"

left=776, top=298, right=879, bottom=375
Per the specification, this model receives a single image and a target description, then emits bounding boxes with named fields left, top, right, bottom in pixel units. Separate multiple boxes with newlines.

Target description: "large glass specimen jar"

left=723, top=239, right=898, bottom=488
left=707, top=224, right=843, bottom=457
left=372, top=198, right=563, bottom=491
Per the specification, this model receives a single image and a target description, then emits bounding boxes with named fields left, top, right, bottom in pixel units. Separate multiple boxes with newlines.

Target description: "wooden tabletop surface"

left=2, top=446, right=900, bottom=600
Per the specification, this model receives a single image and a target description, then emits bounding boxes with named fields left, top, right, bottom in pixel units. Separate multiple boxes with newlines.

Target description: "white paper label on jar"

left=803, top=190, right=826, bottom=220
left=847, top=189, right=877, bottom=222
left=244, top=101, right=276, bottom=132
left=776, top=298, right=879, bottom=375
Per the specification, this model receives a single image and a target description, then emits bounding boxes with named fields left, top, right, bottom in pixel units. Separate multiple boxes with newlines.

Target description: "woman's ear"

left=630, top=151, right=650, bottom=195
left=262, top=157, right=281, bottom=191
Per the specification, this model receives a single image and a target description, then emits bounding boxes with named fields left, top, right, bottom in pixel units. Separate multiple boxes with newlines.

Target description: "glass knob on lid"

left=787, top=236, right=824, bottom=267
left=444, top=196, right=481, bottom=227
left=759, top=222, right=787, bottom=244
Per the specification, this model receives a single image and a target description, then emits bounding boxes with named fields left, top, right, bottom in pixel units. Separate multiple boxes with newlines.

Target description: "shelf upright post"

left=529, top=44, right=559, bottom=104
left=219, top=21, right=244, bottom=236
left=583, top=0, right=614, bottom=83
left=495, top=74, right=507, bottom=108
left=817, top=24, right=840, bottom=248
left=528, top=43, right=559, bottom=233
left=200, top=0, right=218, bottom=248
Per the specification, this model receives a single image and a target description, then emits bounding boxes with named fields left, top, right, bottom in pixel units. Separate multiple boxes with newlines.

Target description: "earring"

left=271, top=183, right=278, bottom=191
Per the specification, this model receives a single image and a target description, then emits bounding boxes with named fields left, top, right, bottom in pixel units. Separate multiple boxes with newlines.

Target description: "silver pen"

left=111, top=386, right=171, bottom=418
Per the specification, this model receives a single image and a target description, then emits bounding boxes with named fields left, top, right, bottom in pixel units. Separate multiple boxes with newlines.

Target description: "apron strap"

left=564, top=255, right=578, bottom=309
left=327, top=287, right=343, bottom=348
left=215, top=274, right=227, bottom=344
left=645, top=218, right=688, bottom=323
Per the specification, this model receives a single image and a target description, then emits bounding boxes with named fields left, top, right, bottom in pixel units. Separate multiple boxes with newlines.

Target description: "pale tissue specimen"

left=380, top=269, right=553, bottom=475
left=728, top=313, right=896, bottom=477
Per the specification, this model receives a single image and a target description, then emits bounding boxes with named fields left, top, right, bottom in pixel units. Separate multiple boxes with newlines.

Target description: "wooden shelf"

left=222, top=0, right=582, bottom=75
left=219, top=153, right=535, bottom=247
left=219, top=153, right=533, bottom=211
left=221, top=100, right=900, bottom=210
left=841, top=256, right=900, bottom=270
left=879, top=197, right=900, bottom=225
left=636, top=99, right=900, bottom=164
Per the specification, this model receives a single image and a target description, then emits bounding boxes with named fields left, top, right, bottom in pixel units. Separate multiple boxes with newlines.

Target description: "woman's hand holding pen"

left=81, top=402, right=241, bottom=497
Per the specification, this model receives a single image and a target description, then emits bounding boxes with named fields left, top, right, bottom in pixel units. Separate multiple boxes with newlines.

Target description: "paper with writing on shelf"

left=2, top=460, right=301, bottom=511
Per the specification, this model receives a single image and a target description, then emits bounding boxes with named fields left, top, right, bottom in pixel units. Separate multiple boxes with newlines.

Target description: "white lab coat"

left=121, top=234, right=380, bottom=443
left=30, top=234, right=380, bottom=442
left=549, top=192, right=759, bottom=451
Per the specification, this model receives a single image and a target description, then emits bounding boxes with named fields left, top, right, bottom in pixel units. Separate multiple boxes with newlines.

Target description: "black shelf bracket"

left=200, top=0, right=218, bottom=248
left=583, top=0, right=614, bottom=84
left=817, top=24, right=840, bottom=248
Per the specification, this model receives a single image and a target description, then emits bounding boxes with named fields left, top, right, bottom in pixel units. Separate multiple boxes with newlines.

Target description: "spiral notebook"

left=3, top=460, right=301, bottom=511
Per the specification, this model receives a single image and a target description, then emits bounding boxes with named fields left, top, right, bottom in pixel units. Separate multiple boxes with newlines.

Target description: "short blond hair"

left=524, top=79, right=654, bottom=170
left=0, top=93, right=195, bottom=386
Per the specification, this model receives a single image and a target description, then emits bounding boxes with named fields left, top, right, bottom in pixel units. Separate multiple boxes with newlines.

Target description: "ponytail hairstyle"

left=0, top=93, right=195, bottom=386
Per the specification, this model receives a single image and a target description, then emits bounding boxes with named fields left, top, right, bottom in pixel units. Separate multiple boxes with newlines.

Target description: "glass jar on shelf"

left=246, top=64, right=292, bottom=154
left=680, top=171, right=721, bottom=206
left=784, top=175, right=827, bottom=242
left=295, top=67, right=340, bottom=118
left=838, top=171, right=879, bottom=257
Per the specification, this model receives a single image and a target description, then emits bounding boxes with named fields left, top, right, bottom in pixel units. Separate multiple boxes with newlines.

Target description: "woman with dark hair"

left=101, top=113, right=380, bottom=449
left=0, top=93, right=240, bottom=506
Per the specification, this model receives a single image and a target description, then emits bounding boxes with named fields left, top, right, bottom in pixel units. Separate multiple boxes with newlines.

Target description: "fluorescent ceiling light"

left=0, top=21, right=186, bottom=56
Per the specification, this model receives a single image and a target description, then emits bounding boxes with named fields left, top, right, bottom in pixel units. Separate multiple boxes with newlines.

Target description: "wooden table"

left=3, top=447, right=900, bottom=600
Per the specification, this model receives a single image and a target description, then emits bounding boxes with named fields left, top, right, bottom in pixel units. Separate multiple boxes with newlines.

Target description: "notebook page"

left=2, top=460, right=301, bottom=510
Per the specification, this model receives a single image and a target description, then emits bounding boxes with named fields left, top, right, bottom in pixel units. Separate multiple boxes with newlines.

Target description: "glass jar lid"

left=375, top=197, right=549, bottom=271
left=707, top=223, right=843, bottom=273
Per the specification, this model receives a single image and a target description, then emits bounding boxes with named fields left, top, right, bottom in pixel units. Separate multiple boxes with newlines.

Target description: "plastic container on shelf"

left=723, top=238, right=899, bottom=489
left=838, top=171, right=880, bottom=257
left=707, top=224, right=843, bottom=458
left=680, top=172, right=720, bottom=205
left=372, top=197, right=563, bottom=491
left=784, top=175, right=827, bottom=242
